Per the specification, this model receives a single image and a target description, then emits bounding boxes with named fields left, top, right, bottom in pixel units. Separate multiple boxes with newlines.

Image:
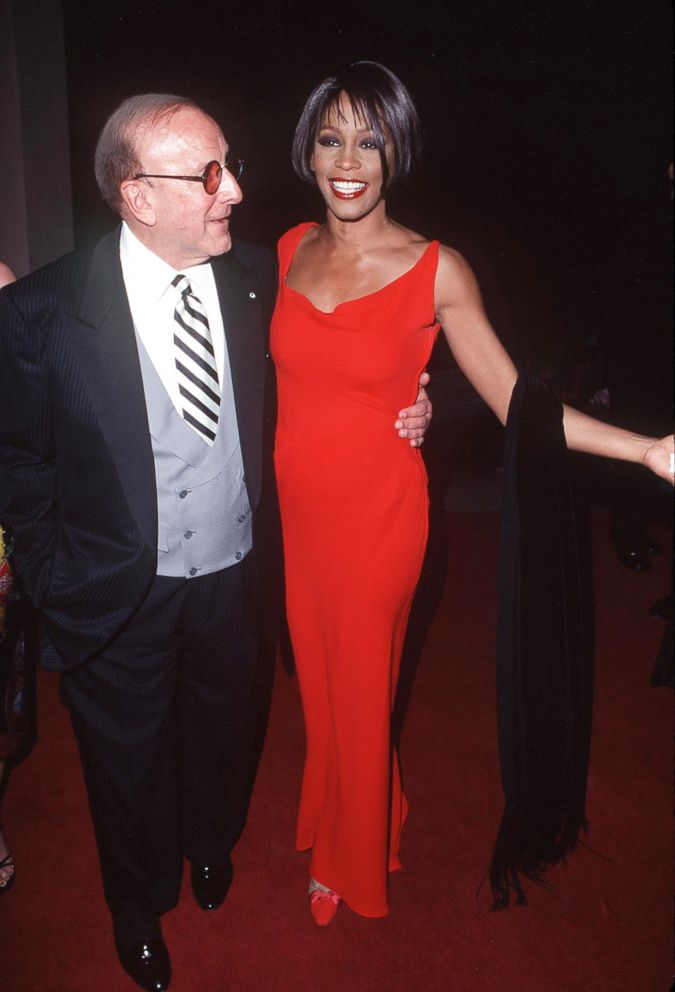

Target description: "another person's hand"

left=395, top=371, right=432, bottom=448
left=0, top=262, right=16, bottom=289
left=642, top=434, right=675, bottom=485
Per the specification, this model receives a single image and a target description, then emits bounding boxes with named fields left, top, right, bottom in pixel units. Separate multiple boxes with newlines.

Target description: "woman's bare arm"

left=434, top=245, right=673, bottom=483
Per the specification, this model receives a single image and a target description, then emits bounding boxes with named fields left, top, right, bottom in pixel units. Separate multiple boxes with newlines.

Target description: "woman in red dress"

left=270, top=62, right=674, bottom=926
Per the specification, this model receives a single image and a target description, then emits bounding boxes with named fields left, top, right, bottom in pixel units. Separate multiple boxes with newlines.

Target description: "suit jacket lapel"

left=66, top=229, right=157, bottom=553
left=211, top=248, right=262, bottom=492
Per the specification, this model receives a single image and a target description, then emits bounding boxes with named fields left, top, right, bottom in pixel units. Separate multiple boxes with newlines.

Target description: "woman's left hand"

left=643, top=434, right=675, bottom=485
left=395, top=371, right=432, bottom=447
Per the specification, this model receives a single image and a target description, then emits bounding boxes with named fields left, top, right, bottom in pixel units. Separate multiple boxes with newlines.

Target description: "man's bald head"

left=95, top=93, right=203, bottom=213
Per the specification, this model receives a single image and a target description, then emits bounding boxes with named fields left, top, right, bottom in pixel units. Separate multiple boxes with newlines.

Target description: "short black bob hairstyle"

left=291, top=61, right=422, bottom=193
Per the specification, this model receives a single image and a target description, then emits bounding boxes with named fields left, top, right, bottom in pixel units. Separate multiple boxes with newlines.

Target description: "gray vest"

left=136, top=334, right=252, bottom=578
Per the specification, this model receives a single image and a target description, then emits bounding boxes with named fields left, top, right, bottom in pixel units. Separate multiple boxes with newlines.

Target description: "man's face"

left=131, top=106, right=242, bottom=268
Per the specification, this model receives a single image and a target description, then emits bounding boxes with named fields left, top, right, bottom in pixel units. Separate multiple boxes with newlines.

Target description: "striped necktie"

left=172, top=274, right=221, bottom=445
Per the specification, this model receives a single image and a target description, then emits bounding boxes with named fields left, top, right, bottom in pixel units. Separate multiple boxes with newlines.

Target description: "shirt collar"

left=119, top=223, right=213, bottom=303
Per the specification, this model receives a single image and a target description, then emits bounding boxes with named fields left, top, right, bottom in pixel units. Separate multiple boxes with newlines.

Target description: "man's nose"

left=217, top=168, right=243, bottom=203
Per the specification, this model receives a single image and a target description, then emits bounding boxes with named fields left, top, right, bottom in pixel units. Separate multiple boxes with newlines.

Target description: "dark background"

left=62, top=0, right=672, bottom=396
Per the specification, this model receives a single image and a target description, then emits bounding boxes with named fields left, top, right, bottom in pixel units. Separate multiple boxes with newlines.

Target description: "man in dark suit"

left=0, top=94, right=431, bottom=990
left=0, top=94, right=276, bottom=991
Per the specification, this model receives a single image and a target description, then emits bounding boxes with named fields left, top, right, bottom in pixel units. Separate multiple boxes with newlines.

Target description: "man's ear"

left=119, top=179, right=157, bottom=226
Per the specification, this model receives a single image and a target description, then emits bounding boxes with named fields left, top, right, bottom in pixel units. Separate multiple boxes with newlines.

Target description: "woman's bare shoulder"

left=384, top=224, right=435, bottom=265
left=393, top=228, right=465, bottom=260
left=434, top=243, right=484, bottom=312
left=436, top=242, right=472, bottom=274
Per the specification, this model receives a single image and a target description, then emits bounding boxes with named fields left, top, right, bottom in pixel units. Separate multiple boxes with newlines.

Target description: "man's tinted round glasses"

left=133, top=157, right=244, bottom=193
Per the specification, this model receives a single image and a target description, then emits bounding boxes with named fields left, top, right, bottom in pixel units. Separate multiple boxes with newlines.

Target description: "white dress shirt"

left=119, top=222, right=226, bottom=416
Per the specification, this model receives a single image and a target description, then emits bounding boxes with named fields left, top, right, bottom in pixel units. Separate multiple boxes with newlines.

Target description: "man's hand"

left=394, top=371, right=432, bottom=448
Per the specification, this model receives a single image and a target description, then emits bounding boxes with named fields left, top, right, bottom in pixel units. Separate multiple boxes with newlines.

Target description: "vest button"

left=234, top=552, right=242, bottom=561
left=184, top=530, right=193, bottom=539
left=189, top=567, right=197, bottom=576
left=238, top=514, right=245, bottom=523
left=179, top=490, right=188, bottom=499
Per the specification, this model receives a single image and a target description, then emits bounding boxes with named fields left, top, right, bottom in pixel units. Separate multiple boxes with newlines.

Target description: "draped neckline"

left=283, top=224, right=438, bottom=316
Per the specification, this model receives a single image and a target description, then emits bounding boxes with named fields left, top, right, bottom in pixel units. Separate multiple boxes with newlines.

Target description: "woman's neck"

left=321, top=202, right=397, bottom=254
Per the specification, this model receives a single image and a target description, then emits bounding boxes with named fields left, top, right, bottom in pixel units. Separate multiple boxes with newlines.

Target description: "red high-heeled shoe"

left=309, top=880, right=341, bottom=926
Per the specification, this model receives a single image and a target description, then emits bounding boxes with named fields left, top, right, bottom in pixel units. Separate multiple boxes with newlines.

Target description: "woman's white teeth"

left=331, top=180, right=367, bottom=192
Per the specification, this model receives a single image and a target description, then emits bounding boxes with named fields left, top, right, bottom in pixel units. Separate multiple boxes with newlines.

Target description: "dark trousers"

left=61, top=557, right=258, bottom=952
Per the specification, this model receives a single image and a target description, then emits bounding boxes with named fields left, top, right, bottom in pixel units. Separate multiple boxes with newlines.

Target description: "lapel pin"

left=249, top=291, right=257, bottom=299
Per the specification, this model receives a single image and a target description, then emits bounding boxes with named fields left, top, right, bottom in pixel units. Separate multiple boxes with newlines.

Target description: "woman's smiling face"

left=310, top=94, right=394, bottom=221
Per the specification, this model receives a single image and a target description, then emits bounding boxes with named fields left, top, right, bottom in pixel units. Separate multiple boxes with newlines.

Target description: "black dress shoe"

left=191, top=858, right=233, bottom=911
left=650, top=594, right=673, bottom=620
left=613, top=529, right=660, bottom=571
left=118, top=937, right=171, bottom=991
left=617, top=547, right=652, bottom=570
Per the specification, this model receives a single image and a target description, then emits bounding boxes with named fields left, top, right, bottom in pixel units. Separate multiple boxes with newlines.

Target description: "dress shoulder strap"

left=277, top=223, right=318, bottom=281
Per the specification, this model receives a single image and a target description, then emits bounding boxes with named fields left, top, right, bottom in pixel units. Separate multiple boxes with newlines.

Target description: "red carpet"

left=1, top=512, right=671, bottom=992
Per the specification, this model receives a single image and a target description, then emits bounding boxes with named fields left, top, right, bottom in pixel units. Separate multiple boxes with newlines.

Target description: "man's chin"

left=210, top=232, right=232, bottom=256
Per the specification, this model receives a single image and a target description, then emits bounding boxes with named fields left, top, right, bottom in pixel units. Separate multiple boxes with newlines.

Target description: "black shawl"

left=489, top=372, right=594, bottom=908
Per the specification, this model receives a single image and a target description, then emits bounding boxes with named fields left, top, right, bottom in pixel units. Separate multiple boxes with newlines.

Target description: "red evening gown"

left=271, top=222, right=440, bottom=916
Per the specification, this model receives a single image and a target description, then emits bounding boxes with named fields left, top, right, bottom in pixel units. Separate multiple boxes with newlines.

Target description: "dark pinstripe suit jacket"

left=0, top=227, right=276, bottom=671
